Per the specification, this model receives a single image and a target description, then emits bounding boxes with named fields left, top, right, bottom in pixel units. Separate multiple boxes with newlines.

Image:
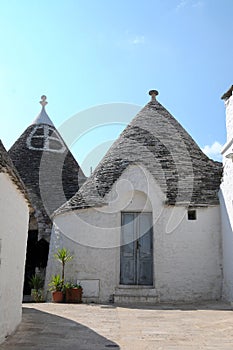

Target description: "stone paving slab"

left=1, top=302, right=233, bottom=349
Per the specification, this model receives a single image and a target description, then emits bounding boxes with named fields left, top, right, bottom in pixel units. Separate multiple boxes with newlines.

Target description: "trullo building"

left=9, top=96, right=86, bottom=296
left=46, top=90, right=222, bottom=303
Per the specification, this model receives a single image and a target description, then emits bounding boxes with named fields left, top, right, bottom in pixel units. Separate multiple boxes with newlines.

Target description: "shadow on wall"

left=0, top=307, right=120, bottom=350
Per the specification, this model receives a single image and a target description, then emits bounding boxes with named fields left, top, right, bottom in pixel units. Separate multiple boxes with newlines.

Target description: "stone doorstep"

left=113, top=287, right=159, bottom=304
left=114, top=287, right=157, bottom=296
left=113, top=295, right=159, bottom=304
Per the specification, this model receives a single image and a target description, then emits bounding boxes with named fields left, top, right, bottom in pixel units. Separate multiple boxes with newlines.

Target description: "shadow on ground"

left=112, top=301, right=233, bottom=312
left=0, top=307, right=120, bottom=350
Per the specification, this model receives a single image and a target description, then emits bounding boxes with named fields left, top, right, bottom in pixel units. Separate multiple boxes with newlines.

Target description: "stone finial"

left=149, top=90, right=159, bottom=101
left=40, top=95, right=48, bottom=107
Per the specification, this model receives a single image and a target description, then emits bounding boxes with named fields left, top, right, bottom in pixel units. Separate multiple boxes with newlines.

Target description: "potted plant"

left=48, top=248, right=75, bottom=303
left=54, top=248, right=73, bottom=282
left=48, top=274, right=64, bottom=303
left=64, top=282, right=83, bottom=303
left=29, top=274, right=44, bottom=302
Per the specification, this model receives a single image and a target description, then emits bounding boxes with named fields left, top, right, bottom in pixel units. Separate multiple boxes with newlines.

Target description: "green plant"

left=31, top=289, right=44, bottom=302
left=48, top=274, right=64, bottom=292
left=54, top=248, right=73, bottom=282
left=29, top=274, right=44, bottom=302
left=64, top=281, right=82, bottom=290
left=29, top=274, right=44, bottom=291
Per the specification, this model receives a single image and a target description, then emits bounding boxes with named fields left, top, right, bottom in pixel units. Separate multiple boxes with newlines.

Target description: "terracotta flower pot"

left=52, top=291, right=64, bottom=303
left=65, top=288, right=82, bottom=303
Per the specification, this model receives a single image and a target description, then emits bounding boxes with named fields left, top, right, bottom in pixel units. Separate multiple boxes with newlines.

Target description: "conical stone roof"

left=56, top=91, right=222, bottom=216
left=9, top=96, right=86, bottom=219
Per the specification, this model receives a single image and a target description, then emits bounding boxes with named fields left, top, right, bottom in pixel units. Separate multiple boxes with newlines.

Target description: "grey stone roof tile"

left=9, top=118, right=86, bottom=219
left=55, top=97, right=222, bottom=215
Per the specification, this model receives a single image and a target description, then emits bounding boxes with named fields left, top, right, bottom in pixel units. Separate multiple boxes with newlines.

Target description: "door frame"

left=119, top=211, right=154, bottom=287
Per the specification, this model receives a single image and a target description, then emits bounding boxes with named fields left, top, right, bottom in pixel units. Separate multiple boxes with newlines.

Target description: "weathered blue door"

left=120, top=212, right=153, bottom=285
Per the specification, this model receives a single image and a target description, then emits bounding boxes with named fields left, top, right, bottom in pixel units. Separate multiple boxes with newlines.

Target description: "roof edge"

left=0, top=140, right=32, bottom=209
left=221, top=85, right=233, bottom=100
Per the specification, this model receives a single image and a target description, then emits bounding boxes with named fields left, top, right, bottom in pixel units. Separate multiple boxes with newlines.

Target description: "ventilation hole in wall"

left=188, top=209, right=197, bottom=220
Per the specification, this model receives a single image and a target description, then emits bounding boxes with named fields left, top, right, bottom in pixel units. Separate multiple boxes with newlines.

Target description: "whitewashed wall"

left=0, top=173, right=29, bottom=344
left=220, top=94, right=233, bottom=301
left=47, top=164, right=222, bottom=303
left=225, top=94, right=233, bottom=143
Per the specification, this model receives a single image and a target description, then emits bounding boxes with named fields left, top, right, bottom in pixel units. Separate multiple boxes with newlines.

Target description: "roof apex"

left=31, top=96, right=54, bottom=126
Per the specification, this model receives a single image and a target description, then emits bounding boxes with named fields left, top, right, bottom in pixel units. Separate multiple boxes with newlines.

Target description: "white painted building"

left=220, top=86, right=233, bottom=301
left=0, top=141, right=29, bottom=344
left=46, top=90, right=222, bottom=303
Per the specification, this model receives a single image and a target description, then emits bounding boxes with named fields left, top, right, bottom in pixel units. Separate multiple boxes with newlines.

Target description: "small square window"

left=188, top=209, right=196, bottom=220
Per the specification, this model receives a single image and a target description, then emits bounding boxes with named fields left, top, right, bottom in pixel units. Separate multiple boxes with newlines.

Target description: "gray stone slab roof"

left=0, top=140, right=31, bottom=205
left=55, top=97, right=222, bottom=216
left=9, top=117, right=86, bottom=219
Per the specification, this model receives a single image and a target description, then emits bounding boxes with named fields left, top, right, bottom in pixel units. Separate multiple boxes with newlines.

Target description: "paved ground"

left=1, top=302, right=233, bottom=349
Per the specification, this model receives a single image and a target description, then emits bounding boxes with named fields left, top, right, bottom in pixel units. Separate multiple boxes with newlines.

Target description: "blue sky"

left=0, top=0, right=232, bottom=175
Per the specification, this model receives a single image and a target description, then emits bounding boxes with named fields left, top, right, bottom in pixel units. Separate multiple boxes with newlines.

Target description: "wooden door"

left=120, top=212, right=153, bottom=285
